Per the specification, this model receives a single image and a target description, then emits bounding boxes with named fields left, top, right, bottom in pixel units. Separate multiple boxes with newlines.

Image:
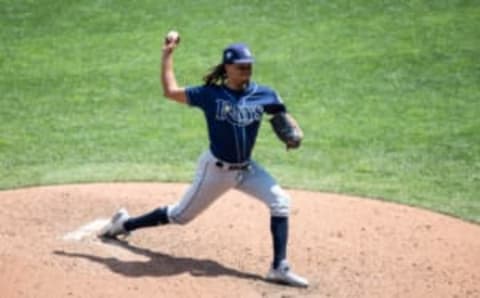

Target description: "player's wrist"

left=162, top=46, right=174, bottom=56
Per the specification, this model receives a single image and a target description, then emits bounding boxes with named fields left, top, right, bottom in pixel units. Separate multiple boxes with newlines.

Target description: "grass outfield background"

left=1, top=0, right=479, bottom=222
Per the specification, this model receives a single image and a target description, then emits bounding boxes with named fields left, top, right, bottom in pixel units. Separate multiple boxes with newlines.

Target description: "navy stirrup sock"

left=124, top=207, right=169, bottom=232
left=271, top=216, right=288, bottom=269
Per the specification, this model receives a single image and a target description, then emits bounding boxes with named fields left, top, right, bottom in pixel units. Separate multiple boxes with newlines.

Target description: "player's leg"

left=235, top=161, right=308, bottom=287
left=235, top=161, right=290, bottom=266
left=167, top=151, right=238, bottom=224
left=99, top=151, right=237, bottom=238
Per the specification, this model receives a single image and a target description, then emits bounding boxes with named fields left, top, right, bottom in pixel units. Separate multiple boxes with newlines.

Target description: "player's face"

left=226, top=63, right=252, bottom=84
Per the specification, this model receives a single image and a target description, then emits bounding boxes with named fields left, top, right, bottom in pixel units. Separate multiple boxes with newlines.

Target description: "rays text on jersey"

left=215, top=99, right=263, bottom=127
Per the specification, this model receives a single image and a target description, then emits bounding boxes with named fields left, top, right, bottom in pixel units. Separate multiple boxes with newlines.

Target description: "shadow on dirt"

left=53, top=238, right=264, bottom=282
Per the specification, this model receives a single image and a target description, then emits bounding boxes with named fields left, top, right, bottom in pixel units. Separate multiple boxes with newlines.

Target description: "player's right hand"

left=163, top=31, right=180, bottom=54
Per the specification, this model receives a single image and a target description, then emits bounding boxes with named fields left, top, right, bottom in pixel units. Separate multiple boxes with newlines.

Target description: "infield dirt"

left=0, top=183, right=479, bottom=298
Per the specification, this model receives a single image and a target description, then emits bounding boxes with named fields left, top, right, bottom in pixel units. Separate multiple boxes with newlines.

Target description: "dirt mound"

left=0, top=183, right=479, bottom=298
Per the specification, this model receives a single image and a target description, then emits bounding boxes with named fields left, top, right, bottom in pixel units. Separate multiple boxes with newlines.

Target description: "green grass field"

left=1, top=0, right=479, bottom=222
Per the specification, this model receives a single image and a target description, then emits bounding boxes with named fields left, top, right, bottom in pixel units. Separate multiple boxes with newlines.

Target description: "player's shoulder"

left=251, top=82, right=276, bottom=95
left=187, top=83, right=223, bottom=95
left=202, top=83, right=228, bottom=94
left=254, top=83, right=286, bottom=106
left=254, top=83, right=283, bottom=100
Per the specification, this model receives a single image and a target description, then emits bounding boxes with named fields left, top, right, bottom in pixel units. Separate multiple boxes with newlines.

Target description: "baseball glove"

left=270, top=112, right=304, bottom=149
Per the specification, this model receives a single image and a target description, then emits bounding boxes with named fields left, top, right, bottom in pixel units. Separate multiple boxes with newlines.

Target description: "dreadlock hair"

left=203, top=63, right=227, bottom=85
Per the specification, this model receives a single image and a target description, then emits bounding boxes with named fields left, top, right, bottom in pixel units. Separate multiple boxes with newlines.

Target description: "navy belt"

left=215, top=161, right=251, bottom=171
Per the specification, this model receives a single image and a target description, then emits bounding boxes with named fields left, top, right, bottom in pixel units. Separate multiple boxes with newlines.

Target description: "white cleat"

left=266, top=260, right=309, bottom=288
left=98, top=208, right=130, bottom=239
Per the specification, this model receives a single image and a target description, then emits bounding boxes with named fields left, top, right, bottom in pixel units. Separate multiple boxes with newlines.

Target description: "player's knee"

left=270, top=195, right=290, bottom=217
left=268, top=185, right=290, bottom=217
left=167, top=205, right=194, bottom=225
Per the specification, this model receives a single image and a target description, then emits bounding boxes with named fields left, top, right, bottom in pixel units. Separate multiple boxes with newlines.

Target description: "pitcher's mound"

left=0, top=183, right=479, bottom=298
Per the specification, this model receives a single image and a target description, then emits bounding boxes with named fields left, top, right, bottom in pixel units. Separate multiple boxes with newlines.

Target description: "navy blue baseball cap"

left=223, top=43, right=255, bottom=64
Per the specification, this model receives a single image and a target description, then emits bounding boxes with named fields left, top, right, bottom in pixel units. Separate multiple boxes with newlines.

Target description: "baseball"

left=166, top=30, right=180, bottom=44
